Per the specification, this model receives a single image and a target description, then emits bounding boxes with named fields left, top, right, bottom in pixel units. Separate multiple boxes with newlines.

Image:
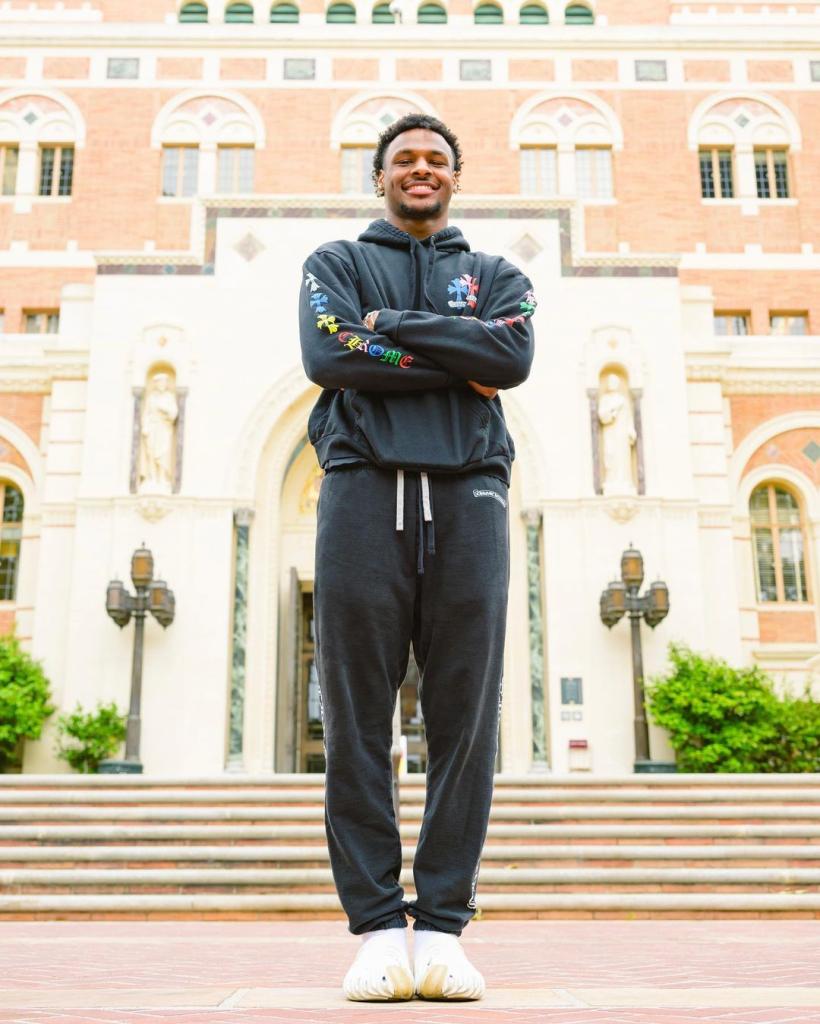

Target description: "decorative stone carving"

left=597, top=372, right=637, bottom=496
left=137, top=371, right=179, bottom=494
left=603, top=497, right=640, bottom=523
left=135, top=496, right=173, bottom=522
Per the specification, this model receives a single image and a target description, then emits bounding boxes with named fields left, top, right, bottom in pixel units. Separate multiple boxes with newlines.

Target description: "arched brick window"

left=750, top=482, right=810, bottom=603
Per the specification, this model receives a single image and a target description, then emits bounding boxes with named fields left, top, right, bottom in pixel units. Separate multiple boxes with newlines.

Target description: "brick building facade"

left=1, top=0, right=818, bottom=774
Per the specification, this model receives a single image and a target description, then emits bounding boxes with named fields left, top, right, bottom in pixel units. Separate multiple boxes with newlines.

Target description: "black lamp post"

left=100, top=544, right=175, bottom=774
left=600, top=544, right=674, bottom=773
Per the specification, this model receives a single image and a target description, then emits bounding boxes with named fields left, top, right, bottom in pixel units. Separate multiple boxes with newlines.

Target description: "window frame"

left=750, top=482, right=812, bottom=606
left=474, top=2, right=504, bottom=23
left=38, top=144, right=74, bottom=198
left=417, top=1, right=447, bottom=20
left=340, top=144, right=376, bottom=194
left=0, top=481, right=24, bottom=604
left=519, top=2, right=548, bottom=22
left=713, top=310, right=751, bottom=336
left=699, top=146, right=734, bottom=200
left=216, top=144, right=255, bottom=194
left=23, top=310, right=60, bottom=335
left=179, top=1, right=209, bottom=21
left=1, top=144, right=19, bottom=196
left=519, top=144, right=558, bottom=196
left=326, top=2, right=357, bottom=21
left=161, top=144, right=200, bottom=198
left=564, top=2, right=593, bottom=23
left=575, top=144, right=613, bottom=200
left=270, top=1, right=300, bottom=20
left=769, top=311, right=809, bottom=336
left=754, top=146, right=789, bottom=200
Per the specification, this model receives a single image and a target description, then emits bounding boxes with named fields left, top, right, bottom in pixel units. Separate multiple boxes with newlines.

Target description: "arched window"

left=512, top=94, right=619, bottom=199
left=565, top=3, right=593, bottom=22
left=0, top=483, right=23, bottom=602
left=225, top=1, right=254, bottom=20
left=372, top=2, right=395, bottom=20
left=153, top=92, right=264, bottom=197
left=326, top=2, right=356, bottom=21
left=270, top=1, right=299, bottom=19
left=0, top=91, right=84, bottom=200
left=417, top=3, right=447, bottom=22
left=691, top=96, right=797, bottom=203
left=179, top=1, right=208, bottom=20
left=520, top=3, right=548, bottom=23
left=474, top=2, right=503, bottom=22
left=750, top=483, right=809, bottom=603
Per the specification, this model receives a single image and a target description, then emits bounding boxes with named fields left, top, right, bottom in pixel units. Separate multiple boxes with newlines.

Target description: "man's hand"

left=468, top=380, right=498, bottom=399
left=363, top=310, right=380, bottom=332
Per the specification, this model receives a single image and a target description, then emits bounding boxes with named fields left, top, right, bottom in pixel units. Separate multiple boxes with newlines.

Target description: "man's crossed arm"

left=299, top=250, right=536, bottom=395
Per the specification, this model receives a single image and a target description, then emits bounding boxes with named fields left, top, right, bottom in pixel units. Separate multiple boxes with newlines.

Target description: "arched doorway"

left=235, top=372, right=546, bottom=775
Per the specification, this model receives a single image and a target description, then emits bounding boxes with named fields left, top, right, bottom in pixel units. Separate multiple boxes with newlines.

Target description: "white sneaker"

left=413, top=933, right=486, bottom=1000
left=342, top=931, right=414, bottom=1002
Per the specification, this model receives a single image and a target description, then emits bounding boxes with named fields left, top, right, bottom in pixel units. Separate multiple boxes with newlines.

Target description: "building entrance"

left=292, top=577, right=428, bottom=774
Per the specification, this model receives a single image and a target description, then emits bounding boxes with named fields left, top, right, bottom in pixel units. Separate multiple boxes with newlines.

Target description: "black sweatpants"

left=313, top=462, right=510, bottom=936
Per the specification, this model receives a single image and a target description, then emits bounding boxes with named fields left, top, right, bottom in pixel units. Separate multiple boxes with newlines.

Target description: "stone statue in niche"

left=138, top=371, right=179, bottom=494
left=597, top=372, right=637, bottom=495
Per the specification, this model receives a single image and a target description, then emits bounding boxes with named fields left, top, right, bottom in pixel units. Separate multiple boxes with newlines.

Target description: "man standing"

left=299, top=113, right=536, bottom=1001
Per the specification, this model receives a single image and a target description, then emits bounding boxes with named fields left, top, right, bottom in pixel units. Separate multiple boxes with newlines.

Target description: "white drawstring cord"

left=396, top=469, right=404, bottom=531
left=420, top=472, right=432, bottom=522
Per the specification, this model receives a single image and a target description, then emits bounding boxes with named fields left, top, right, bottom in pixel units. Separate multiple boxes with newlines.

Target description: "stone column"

left=523, top=507, right=548, bottom=767
left=227, top=507, right=254, bottom=770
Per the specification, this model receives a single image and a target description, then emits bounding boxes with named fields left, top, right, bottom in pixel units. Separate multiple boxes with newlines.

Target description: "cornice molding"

left=3, top=25, right=820, bottom=50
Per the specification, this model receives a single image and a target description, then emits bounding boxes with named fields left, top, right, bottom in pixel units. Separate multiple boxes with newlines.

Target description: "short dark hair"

left=371, top=113, right=463, bottom=193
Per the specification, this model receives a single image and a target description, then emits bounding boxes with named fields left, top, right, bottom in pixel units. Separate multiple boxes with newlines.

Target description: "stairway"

left=0, top=773, right=818, bottom=919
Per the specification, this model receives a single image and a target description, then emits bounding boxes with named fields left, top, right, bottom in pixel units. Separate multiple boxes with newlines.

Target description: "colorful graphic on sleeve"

left=305, top=271, right=415, bottom=370
left=486, top=288, right=537, bottom=328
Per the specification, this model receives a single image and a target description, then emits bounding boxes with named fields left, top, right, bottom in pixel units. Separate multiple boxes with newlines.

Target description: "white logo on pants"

left=472, top=488, right=507, bottom=509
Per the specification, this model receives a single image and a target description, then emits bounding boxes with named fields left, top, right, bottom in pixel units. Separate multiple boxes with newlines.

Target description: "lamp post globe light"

left=599, top=544, right=674, bottom=773
left=101, top=544, right=175, bottom=774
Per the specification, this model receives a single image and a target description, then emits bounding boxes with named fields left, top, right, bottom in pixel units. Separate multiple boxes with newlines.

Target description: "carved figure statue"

left=597, top=372, right=637, bottom=495
left=138, top=371, right=178, bottom=493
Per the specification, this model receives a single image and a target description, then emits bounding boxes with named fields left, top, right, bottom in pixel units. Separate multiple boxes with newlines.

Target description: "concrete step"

left=2, top=772, right=819, bottom=788
left=2, top=822, right=819, bottom=842
left=2, top=865, right=818, bottom=892
left=3, top=805, right=819, bottom=823
left=0, top=892, right=818, bottom=920
left=0, top=843, right=818, bottom=866
left=3, top=787, right=820, bottom=804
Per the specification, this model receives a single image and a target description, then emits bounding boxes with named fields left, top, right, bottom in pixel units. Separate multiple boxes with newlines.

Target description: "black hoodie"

left=299, top=218, right=536, bottom=485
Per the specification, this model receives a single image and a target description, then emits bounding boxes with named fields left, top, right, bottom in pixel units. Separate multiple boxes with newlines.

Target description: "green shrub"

left=55, top=701, right=127, bottom=774
left=769, top=686, right=820, bottom=772
left=646, top=642, right=819, bottom=772
left=0, top=635, right=55, bottom=771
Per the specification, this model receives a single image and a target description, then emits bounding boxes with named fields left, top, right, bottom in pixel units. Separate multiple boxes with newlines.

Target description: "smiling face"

left=377, top=127, right=459, bottom=238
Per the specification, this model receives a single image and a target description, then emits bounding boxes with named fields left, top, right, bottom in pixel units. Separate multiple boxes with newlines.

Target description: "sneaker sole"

left=416, top=963, right=484, bottom=1001
left=344, top=964, right=415, bottom=1002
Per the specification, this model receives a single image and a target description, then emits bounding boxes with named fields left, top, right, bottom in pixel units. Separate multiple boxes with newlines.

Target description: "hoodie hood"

left=358, top=218, right=471, bottom=252
left=358, top=219, right=471, bottom=308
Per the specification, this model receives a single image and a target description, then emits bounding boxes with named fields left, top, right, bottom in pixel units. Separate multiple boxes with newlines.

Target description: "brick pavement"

left=0, top=921, right=817, bottom=1024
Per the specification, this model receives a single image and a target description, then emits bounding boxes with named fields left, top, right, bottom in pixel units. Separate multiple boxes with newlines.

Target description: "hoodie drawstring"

left=396, top=468, right=435, bottom=575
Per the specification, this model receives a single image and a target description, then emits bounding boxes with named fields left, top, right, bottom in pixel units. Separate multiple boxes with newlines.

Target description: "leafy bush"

left=769, top=686, right=820, bottom=772
left=0, top=635, right=55, bottom=771
left=646, top=642, right=819, bottom=772
left=55, top=701, right=127, bottom=774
